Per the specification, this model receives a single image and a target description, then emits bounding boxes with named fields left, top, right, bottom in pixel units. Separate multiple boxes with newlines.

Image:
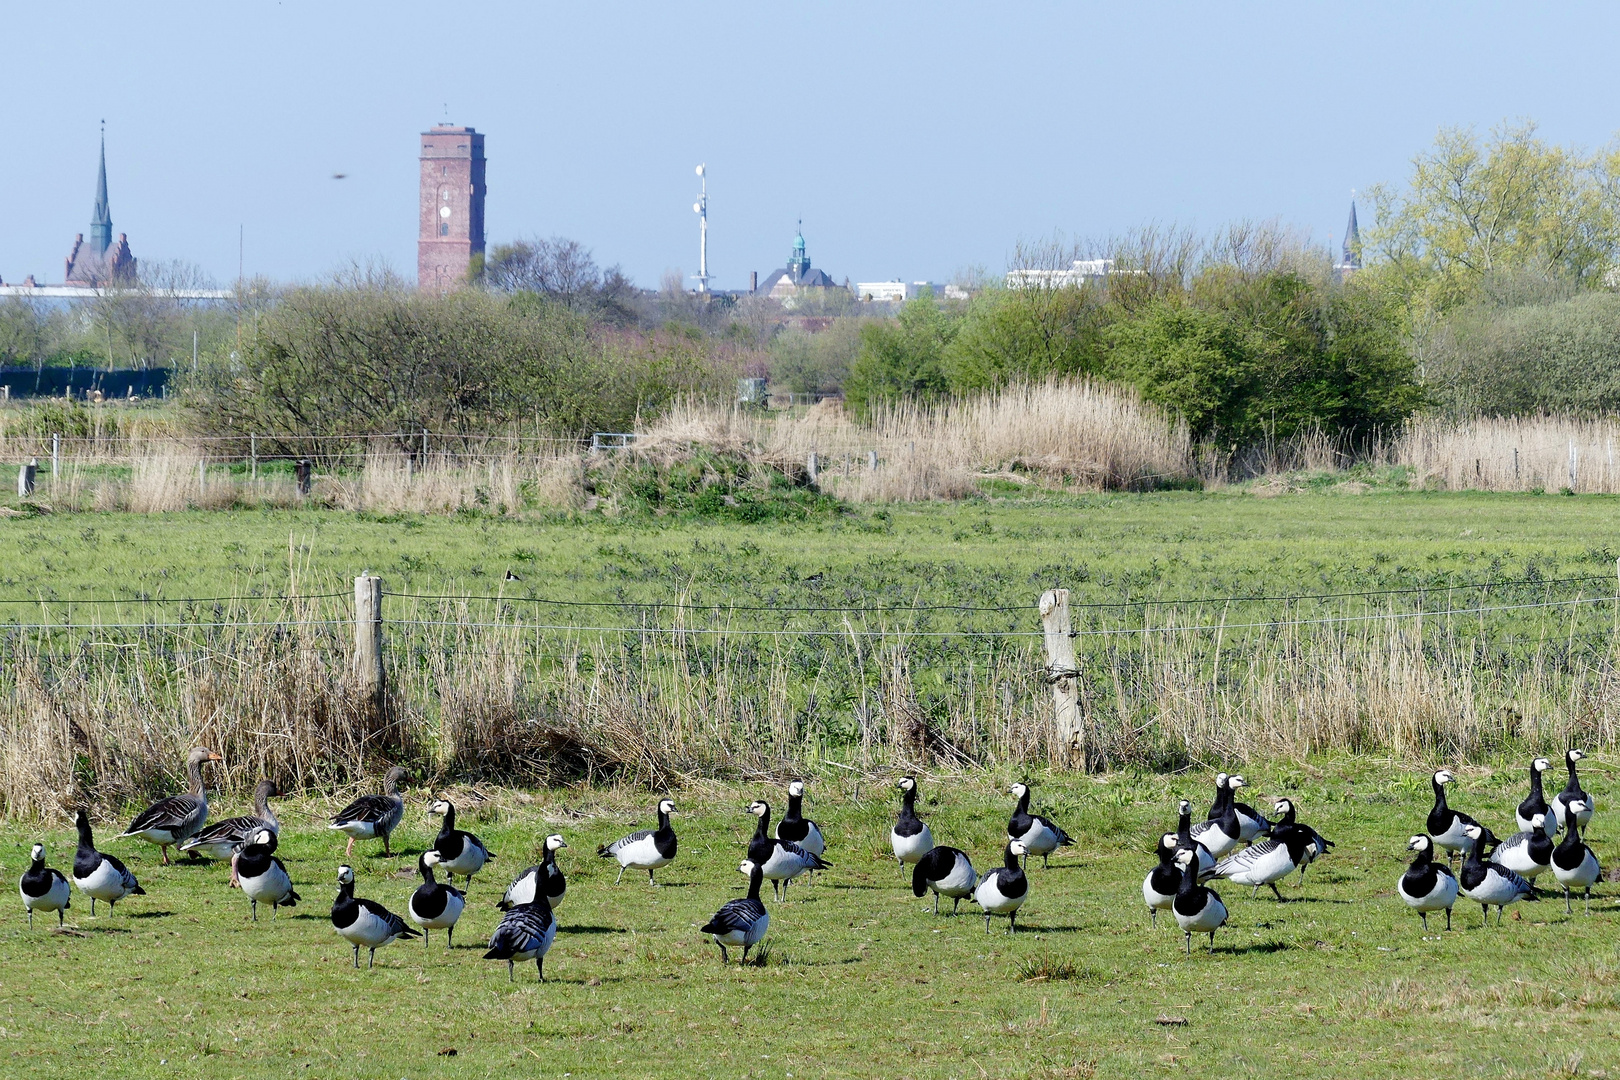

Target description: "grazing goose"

left=1173, top=800, right=1216, bottom=880
left=1210, top=812, right=1317, bottom=901
left=72, top=809, right=143, bottom=915
left=330, top=864, right=419, bottom=967
left=1397, top=834, right=1458, bottom=931
left=912, top=845, right=978, bottom=915
left=890, top=777, right=934, bottom=873
left=117, top=746, right=222, bottom=864
left=1007, top=782, right=1072, bottom=868
left=700, top=859, right=771, bottom=963
left=1551, top=801, right=1602, bottom=915
left=746, top=801, right=830, bottom=899
left=408, top=852, right=466, bottom=947
left=328, top=766, right=409, bottom=859
left=1490, top=814, right=1553, bottom=880
left=598, top=799, right=678, bottom=885
left=1224, top=774, right=1272, bottom=843
left=19, top=844, right=71, bottom=928
left=484, top=900, right=558, bottom=981
left=1266, top=798, right=1335, bottom=884
left=1171, top=848, right=1228, bottom=955
left=1142, top=834, right=1181, bottom=926
left=1548, top=749, right=1594, bottom=833
left=236, top=829, right=300, bottom=921
left=1515, top=757, right=1556, bottom=838
left=426, top=799, right=494, bottom=888
left=181, top=778, right=282, bottom=872
left=1426, top=770, right=1479, bottom=862
left=972, top=841, right=1029, bottom=934
left=1190, top=778, right=1244, bottom=859
left=497, top=834, right=568, bottom=913
left=1459, top=825, right=1538, bottom=926
left=776, top=780, right=826, bottom=864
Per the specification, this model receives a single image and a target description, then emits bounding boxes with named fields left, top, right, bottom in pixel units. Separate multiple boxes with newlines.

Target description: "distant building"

left=1005, top=259, right=1113, bottom=289
left=1335, top=199, right=1362, bottom=281
left=63, top=131, right=137, bottom=286
left=755, top=226, right=843, bottom=301
left=856, top=281, right=939, bottom=302
left=418, top=125, right=486, bottom=293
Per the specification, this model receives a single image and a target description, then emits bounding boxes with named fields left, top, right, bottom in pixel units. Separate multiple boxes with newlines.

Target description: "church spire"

left=1340, top=196, right=1361, bottom=271
left=90, top=122, right=112, bottom=255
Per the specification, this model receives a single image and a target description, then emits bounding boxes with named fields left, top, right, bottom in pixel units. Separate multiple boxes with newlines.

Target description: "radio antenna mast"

left=692, top=164, right=710, bottom=294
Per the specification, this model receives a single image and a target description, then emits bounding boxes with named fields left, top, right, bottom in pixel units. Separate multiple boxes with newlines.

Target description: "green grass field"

left=1, top=763, right=1615, bottom=1080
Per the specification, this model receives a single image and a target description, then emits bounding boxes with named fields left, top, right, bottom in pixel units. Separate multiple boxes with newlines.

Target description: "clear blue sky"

left=3, top=2, right=1619, bottom=291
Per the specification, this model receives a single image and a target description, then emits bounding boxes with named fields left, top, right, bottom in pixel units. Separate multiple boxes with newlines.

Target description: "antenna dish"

left=693, top=202, right=702, bottom=214
left=696, top=164, right=705, bottom=177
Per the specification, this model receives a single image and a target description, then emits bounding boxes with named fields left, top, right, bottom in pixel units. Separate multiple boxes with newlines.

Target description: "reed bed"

left=1396, top=414, right=1620, bottom=492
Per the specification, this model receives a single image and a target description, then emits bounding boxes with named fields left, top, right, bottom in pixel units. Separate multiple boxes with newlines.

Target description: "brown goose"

left=117, top=747, right=222, bottom=864
left=329, top=767, right=409, bottom=858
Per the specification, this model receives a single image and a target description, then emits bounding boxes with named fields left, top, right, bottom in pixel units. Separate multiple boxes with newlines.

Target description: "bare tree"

left=485, top=236, right=636, bottom=324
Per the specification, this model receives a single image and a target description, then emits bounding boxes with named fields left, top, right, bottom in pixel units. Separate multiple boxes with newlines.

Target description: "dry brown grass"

left=1397, top=414, right=1620, bottom=492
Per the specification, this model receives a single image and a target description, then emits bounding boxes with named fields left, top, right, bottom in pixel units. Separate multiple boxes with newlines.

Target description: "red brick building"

left=417, top=125, right=486, bottom=292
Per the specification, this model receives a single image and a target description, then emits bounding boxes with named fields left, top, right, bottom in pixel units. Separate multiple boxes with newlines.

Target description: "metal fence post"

left=17, top=458, right=37, bottom=498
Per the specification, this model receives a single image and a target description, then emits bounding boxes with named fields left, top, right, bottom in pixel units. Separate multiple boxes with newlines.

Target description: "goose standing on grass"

left=1007, top=782, right=1072, bottom=869
left=330, top=864, right=419, bottom=967
left=913, top=845, right=978, bottom=915
left=1173, top=800, right=1216, bottom=880
left=498, top=834, right=568, bottom=913
left=1490, top=813, right=1553, bottom=881
left=117, top=747, right=222, bottom=864
left=181, top=778, right=282, bottom=873
left=1548, top=749, right=1595, bottom=833
left=1209, top=805, right=1317, bottom=901
left=776, top=781, right=826, bottom=868
left=746, top=801, right=830, bottom=900
left=235, top=829, right=300, bottom=921
left=1224, top=775, right=1272, bottom=843
left=426, top=799, right=494, bottom=888
left=1551, top=801, right=1602, bottom=915
left=1516, top=758, right=1556, bottom=838
left=1190, top=779, right=1244, bottom=859
left=1266, top=797, right=1335, bottom=884
left=484, top=900, right=558, bottom=981
left=972, top=841, right=1029, bottom=934
left=1143, top=834, right=1182, bottom=926
left=329, top=766, right=409, bottom=859
left=1397, top=834, right=1458, bottom=931
left=72, top=809, right=143, bottom=915
left=1426, top=770, right=1479, bottom=863
left=700, top=860, right=771, bottom=964
left=19, top=844, right=71, bottom=927
left=409, top=852, right=466, bottom=947
left=1459, top=825, right=1538, bottom=926
left=1171, top=848, right=1228, bottom=955
left=890, top=777, right=934, bottom=873
left=598, top=799, right=678, bottom=885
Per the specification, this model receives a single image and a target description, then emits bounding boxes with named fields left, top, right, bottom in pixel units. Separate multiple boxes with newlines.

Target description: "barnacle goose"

left=484, top=899, right=558, bottom=981
left=1171, top=848, right=1228, bottom=955
left=328, top=766, right=409, bottom=858
left=912, top=846, right=978, bottom=915
left=330, top=864, right=419, bottom=967
left=776, top=780, right=825, bottom=862
left=1219, top=774, right=1271, bottom=843
left=1548, top=749, right=1595, bottom=833
left=1173, top=800, right=1217, bottom=880
left=181, top=778, right=282, bottom=871
left=1426, top=770, right=1479, bottom=862
left=1551, top=800, right=1602, bottom=915
left=72, top=809, right=143, bottom=915
left=1516, top=757, right=1556, bottom=838
left=236, top=829, right=299, bottom=921
left=1396, top=834, right=1458, bottom=931
left=598, top=799, right=678, bottom=885
left=1007, top=782, right=1072, bottom=868
left=426, top=799, right=494, bottom=888
left=497, top=834, right=568, bottom=913
left=1459, top=825, right=1538, bottom=926
left=116, top=747, right=222, bottom=864
left=890, top=776, right=934, bottom=872
left=700, top=859, right=771, bottom=963
left=1142, top=834, right=1181, bottom=926
left=746, top=801, right=830, bottom=899
left=1490, top=814, right=1553, bottom=880
left=972, top=841, right=1029, bottom=934
left=1189, top=778, right=1244, bottom=859
left=1266, top=798, right=1334, bottom=884
left=19, top=844, right=71, bottom=927
left=409, top=852, right=466, bottom=947
left=1209, top=813, right=1317, bottom=901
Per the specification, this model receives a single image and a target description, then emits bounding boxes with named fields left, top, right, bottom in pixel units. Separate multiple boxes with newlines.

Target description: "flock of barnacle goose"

left=14, top=747, right=1605, bottom=979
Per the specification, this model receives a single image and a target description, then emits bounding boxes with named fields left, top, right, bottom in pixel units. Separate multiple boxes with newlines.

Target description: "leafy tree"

left=943, top=284, right=1105, bottom=391
left=843, top=295, right=957, bottom=416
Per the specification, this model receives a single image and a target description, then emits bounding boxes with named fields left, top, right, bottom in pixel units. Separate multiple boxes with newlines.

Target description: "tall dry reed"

left=1397, top=415, right=1620, bottom=492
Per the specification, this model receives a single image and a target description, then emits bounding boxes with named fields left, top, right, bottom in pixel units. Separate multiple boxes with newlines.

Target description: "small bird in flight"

left=332, top=173, right=348, bottom=180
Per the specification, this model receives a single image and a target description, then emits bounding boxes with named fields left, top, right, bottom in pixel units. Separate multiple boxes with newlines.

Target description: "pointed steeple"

left=1340, top=198, right=1361, bottom=271
left=90, top=123, right=112, bottom=255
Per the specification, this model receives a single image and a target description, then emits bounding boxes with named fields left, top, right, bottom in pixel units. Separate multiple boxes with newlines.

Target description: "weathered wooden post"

left=868, top=449, right=878, bottom=471
left=17, top=458, right=37, bottom=498
left=50, top=433, right=60, bottom=487
left=806, top=451, right=819, bottom=484
left=294, top=458, right=312, bottom=497
left=1039, top=588, right=1087, bottom=771
left=250, top=435, right=258, bottom=482
left=354, top=572, right=385, bottom=713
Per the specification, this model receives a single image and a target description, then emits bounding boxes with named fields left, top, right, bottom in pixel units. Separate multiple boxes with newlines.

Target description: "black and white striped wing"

left=604, top=829, right=653, bottom=857
left=487, top=903, right=556, bottom=957
left=357, top=897, right=410, bottom=937
left=1211, top=838, right=1280, bottom=878
left=780, top=840, right=829, bottom=869
left=703, top=897, right=766, bottom=935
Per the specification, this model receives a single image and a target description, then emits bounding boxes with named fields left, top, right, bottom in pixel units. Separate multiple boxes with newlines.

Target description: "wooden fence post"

left=17, top=458, right=37, bottom=498
left=806, top=451, right=818, bottom=484
left=1039, top=588, right=1087, bottom=771
left=354, top=572, right=385, bottom=711
left=250, top=435, right=258, bottom=482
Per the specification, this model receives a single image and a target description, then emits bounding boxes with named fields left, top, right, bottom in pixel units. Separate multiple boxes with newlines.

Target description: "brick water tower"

left=417, top=125, right=486, bottom=292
